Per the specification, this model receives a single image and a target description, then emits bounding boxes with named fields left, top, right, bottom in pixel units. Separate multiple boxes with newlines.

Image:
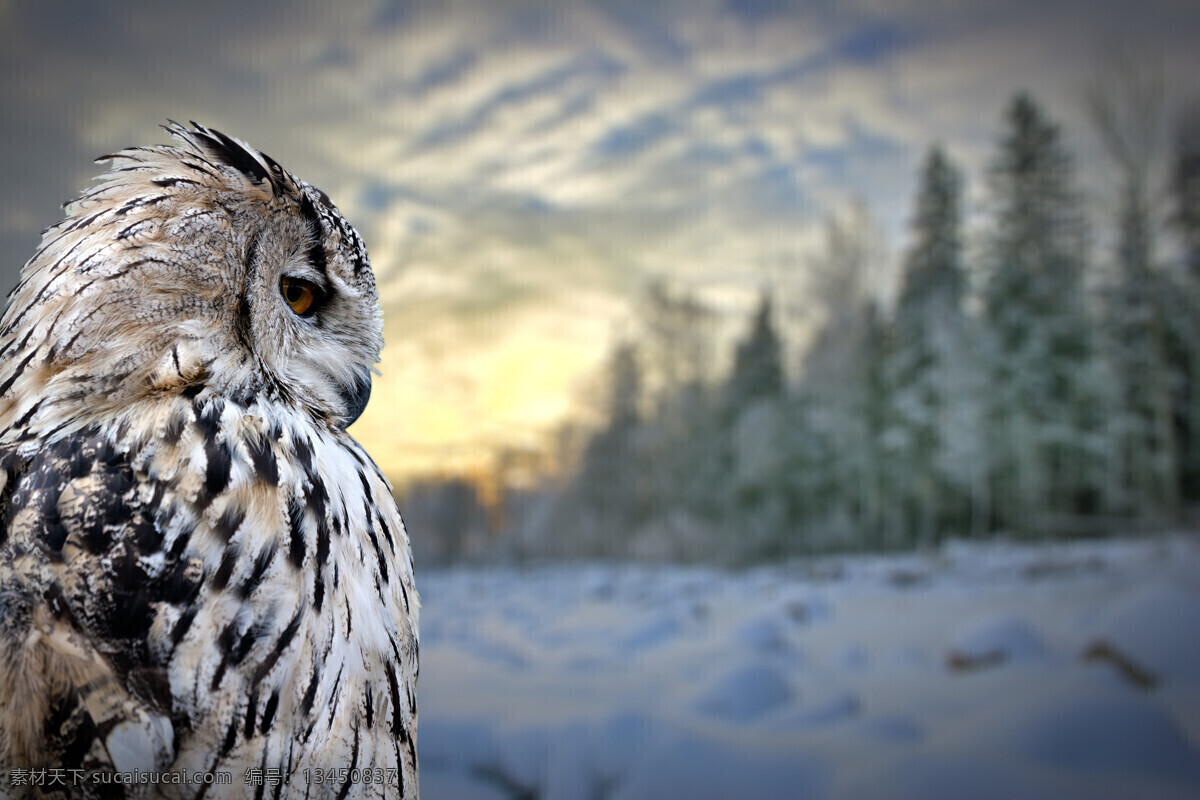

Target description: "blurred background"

left=4, top=1, right=1200, bottom=797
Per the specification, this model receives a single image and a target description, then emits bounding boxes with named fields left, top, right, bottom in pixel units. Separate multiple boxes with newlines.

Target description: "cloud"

left=2, top=0, right=1198, bottom=482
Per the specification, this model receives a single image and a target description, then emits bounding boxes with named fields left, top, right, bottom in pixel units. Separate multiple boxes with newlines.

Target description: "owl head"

left=0, top=122, right=383, bottom=441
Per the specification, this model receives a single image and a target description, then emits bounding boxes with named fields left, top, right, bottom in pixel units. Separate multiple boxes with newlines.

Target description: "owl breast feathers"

left=0, top=123, right=418, bottom=799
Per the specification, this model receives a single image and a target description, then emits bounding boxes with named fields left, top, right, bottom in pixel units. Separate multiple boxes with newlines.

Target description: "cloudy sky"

left=2, top=0, right=1198, bottom=485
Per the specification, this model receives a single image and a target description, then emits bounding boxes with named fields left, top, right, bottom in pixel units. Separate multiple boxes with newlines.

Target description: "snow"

left=417, top=535, right=1200, bottom=799
left=1084, top=582, right=1200, bottom=684
left=946, top=613, right=1047, bottom=669
left=693, top=662, right=793, bottom=721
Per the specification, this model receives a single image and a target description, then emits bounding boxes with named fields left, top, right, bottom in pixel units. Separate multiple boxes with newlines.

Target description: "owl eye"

left=280, top=276, right=320, bottom=317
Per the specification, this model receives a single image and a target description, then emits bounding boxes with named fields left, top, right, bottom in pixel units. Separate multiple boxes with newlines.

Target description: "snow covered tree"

left=798, top=203, right=897, bottom=549
left=632, top=282, right=727, bottom=550
left=1088, top=64, right=1181, bottom=523
left=889, top=146, right=980, bottom=542
left=725, top=292, right=784, bottom=410
left=638, top=278, right=717, bottom=404
left=981, top=93, right=1097, bottom=534
left=895, top=147, right=965, bottom=316
left=539, top=280, right=734, bottom=562
left=567, top=341, right=647, bottom=555
left=721, top=293, right=792, bottom=558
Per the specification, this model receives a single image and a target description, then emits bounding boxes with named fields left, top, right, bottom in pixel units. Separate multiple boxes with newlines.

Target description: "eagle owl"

left=0, top=123, right=418, bottom=798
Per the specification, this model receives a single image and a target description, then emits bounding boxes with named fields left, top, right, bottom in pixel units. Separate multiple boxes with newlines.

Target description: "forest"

left=406, top=81, right=1200, bottom=565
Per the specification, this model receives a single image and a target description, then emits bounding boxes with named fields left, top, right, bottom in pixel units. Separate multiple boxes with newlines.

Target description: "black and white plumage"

left=0, top=123, right=418, bottom=798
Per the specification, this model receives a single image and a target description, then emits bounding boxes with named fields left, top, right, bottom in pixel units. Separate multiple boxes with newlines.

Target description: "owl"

left=0, top=123, right=418, bottom=798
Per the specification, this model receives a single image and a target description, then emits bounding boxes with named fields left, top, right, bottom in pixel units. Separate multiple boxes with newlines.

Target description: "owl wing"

left=0, top=430, right=184, bottom=782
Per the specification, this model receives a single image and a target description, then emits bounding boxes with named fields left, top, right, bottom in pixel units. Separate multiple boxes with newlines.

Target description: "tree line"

left=408, top=85, right=1200, bottom=565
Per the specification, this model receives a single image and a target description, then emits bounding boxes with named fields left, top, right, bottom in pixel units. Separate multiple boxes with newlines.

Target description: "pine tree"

left=981, top=93, right=1095, bottom=534
left=1168, top=101, right=1200, bottom=506
left=896, top=147, right=965, bottom=317
left=721, top=293, right=790, bottom=558
left=1090, top=64, right=1181, bottom=523
left=639, top=279, right=716, bottom=402
left=798, top=204, right=896, bottom=549
left=634, top=282, right=727, bottom=549
left=890, top=146, right=974, bottom=542
left=571, top=341, right=645, bottom=555
left=726, top=292, right=784, bottom=410
left=1171, top=102, right=1200, bottom=276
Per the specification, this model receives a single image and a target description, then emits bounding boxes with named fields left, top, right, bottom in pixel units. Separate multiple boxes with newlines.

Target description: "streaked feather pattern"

left=0, top=123, right=418, bottom=799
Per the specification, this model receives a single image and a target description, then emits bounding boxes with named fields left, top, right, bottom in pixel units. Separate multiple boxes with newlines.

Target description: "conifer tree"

left=726, top=292, right=784, bottom=409
left=981, top=93, right=1094, bottom=534
left=1171, top=102, right=1200, bottom=276
left=890, top=146, right=972, bottom=542
left=896, top=147, right=965, bottom=317
left=636, top=282, right=725, bottom=534
left=1089, top=63, right=1181, bottom=522
left=1168, top=102, right=1200, bottom=506
left=722, top=293, right=790, bottom=557
left=572, top=342, right=645, bottom=553
left=799, top=204, right=895, bottom=547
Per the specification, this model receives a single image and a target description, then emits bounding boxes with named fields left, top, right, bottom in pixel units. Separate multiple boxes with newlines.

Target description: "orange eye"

left=281, top=276, right=319, bottom=317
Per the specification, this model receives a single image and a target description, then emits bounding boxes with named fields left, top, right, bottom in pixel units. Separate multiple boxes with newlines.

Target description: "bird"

left=0, top=123, right=419, bottom=798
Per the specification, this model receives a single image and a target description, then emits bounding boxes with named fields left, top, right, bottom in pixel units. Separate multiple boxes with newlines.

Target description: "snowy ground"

left=416, top=535, right=1200, bottom=799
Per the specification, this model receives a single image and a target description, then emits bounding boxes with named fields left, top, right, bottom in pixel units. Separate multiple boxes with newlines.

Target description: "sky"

left=2, top=0, right=1198, bottom=486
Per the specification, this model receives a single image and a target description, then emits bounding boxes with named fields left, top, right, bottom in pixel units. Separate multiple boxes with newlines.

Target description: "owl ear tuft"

left=166, top=121, right=283, bottom=196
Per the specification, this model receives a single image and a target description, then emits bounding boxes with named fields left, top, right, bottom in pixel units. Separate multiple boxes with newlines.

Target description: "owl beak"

left=340, top=368, right=372, bottom=428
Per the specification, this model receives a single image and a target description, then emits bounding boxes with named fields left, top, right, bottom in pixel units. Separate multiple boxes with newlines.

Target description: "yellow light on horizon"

left=349, top=315, right=610, bottom=491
